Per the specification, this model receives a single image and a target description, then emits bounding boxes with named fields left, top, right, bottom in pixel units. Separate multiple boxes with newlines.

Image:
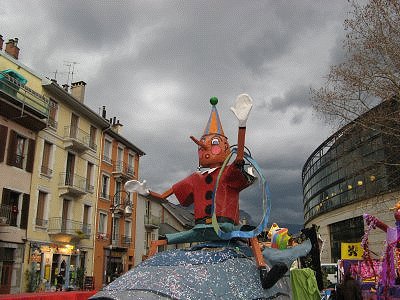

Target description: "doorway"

left=0, top=262, right=12, bottom=294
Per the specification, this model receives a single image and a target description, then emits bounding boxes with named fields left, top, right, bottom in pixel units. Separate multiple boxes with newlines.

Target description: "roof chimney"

left=111, top=119, right=123, bottom=134
left=5, top=38, right=20, bottom=59
left=101, top=106, right=107, bottom=118
left=70, top=81, right=86, bottom=103
left=0, top=35, right=3, bottom=50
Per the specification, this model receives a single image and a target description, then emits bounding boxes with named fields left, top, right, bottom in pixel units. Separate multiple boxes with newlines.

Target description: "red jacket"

left=172, top=163, right=251, bottom=224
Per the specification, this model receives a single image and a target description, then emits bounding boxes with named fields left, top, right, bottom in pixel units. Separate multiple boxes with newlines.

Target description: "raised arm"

left=230, top=94, right=253, bottom=162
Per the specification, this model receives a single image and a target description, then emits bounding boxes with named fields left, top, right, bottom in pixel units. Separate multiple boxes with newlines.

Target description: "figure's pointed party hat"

left=203, top=97, right=225, bottom=136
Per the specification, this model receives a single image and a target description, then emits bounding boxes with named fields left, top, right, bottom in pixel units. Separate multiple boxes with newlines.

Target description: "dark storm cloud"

left=0, top=0, right=353, bottom=225
left=269, top=85, right=312, bottom=113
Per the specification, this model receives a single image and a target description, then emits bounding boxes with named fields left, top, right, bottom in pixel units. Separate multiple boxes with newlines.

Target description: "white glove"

left=230, top=94, right=253, bottom=127
left=124, top=180, right=150, bottom=196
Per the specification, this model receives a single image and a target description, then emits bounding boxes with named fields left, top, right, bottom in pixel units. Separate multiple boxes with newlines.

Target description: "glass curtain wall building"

left=302, top=99, right=400, bottom=262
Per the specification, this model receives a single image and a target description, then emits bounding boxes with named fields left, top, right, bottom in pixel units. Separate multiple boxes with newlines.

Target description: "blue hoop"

left=211, top=148, right=271, bottom=239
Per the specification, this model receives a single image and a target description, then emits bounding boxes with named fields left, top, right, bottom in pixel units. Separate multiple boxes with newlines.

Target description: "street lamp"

left=107, top=190, right=132, bottom=283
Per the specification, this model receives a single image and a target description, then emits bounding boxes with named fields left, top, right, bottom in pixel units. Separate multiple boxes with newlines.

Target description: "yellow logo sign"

left=341, top=242, right=364, bottom=260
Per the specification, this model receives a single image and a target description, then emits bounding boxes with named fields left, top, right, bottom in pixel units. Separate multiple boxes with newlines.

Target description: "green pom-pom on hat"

left=210, top=96, right=218, bottom=106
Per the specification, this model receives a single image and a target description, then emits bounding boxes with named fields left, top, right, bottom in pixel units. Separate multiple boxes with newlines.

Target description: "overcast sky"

left=1, top=1, right=353, bottom=226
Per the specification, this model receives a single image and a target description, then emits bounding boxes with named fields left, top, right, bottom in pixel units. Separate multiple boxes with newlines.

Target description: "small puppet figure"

left=125, top=94, right=255, bottom=244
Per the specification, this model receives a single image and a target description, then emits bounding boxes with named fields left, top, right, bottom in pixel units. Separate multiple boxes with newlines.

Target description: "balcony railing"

left=59, top=173, right=87, bottom=196
left=14, top=154, right=24, bottom=169
left=63, top=126, right=97, bottom=152
left=110, top=235, right=132, bottom=248
left=0, top=204, right=12, bottom=225
left=100, top=192, right=110, bottom=200
left=0, top=70, right=49, bottom=116
left=121, top=235, right=131, bottom=246
left=40, top=165, right=53, bottom=177
left=112, top=161, right=134, bottom=179
left=47, top=117, right=58, bottom=129
left=48, top=217, right=91, bottom=238
left=103, top=155, right=112, bottom=164
left=35, top=218, right=48, bottom=227
left=86, top=184, right=94, bottom=193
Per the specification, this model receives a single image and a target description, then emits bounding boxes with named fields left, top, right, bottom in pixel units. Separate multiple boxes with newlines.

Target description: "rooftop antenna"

left=52, top=70, right=58, bottom=80
left=63, top=61, right=79, bottom=85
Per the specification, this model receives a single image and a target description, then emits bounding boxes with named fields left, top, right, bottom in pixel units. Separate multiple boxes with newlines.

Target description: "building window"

left=36, top=191, right=47, bottom=227
left=114, top=181, right=122, bottom=205
left=101, top=174, right=110, bottom=200
left=89, top=125, right=97, bottom=150
left=6, top=131, right=28, bottom=170
left=112, top=217, right=120, bottom=244
left=62, top=199, right=71, bottom=232
left=124, top=220, right=131, bottom=244
left=86, top=162, right=94, bottom=193
left=117, top=146, right=123, bottom=162
left=1, top=188, right=30, bottom=229
left=145, top=232, right=151, bottom=251
left=48, top=99, right=58, bottom=129
left=41, top=141, right=53, bottom=177
left=69, top=113, right=79, bottom=139
left=329, top=216, right=364, bottom=262
left=103, top=139, right=112, bottom=163
left=82, top=205, right=91, bottom=235
left=127, top=153, right=135, bottom=176
left=98, top=212, right=107, bottom=234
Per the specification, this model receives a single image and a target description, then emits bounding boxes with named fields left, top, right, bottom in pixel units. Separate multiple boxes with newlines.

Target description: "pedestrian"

left=56, top=273, right=64, bottom=291
left=336, top=271, right=361, bottom=300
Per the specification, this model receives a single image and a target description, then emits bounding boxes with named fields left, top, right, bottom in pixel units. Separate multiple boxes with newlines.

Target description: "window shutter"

left=26, top=139, right=36, bottom=172
left=20, top=194, right=30, bottom=229
left=0, top=125, right=8, bottom=162
left=6, top=130, right=17, bottom=166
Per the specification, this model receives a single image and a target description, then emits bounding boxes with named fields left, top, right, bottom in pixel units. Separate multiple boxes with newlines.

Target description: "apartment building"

left=0, top=37, right=49, bottom=294
left=26, top=78, right=110, bottom=291
left=0, top=35, right=113, bottom=292
left=93, top=111, right=145, bottom=290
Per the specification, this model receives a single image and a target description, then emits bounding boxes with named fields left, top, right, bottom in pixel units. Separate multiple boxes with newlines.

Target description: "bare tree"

left=311, top=0, right=400, bottom=138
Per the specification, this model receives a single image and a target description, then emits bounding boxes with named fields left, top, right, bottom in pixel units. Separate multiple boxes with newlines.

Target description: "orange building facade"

left=93, top=112, right=145, bottom=290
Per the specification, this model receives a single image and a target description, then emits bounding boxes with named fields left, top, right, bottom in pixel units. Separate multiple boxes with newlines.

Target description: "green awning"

left=0, top=69, right=28, bottom=85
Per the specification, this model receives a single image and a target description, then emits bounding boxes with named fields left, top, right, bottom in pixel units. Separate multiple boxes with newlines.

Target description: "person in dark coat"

left=56, top=273, right=64, bottom=291
left=336, top=271, right=362, bottom=300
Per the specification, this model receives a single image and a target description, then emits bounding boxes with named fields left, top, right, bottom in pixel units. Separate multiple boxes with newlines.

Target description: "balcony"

left=112, top=161, right=134, bottom=180
left=40, top=165, right=53, bottom=177
left=63, top=126, right=97, bottom=153
left=58, top=173, right=88, bottom=196
left=144, top=214, right=160, bottom=229
left=35, top=218, right=48, bottom=227
left=110, top=235, right=132, bottom=249
left=0, top=70, right=48, bottom=131
left=47, top=117, right=58, bottom=130
left=48, top=217, right=91, bottom=242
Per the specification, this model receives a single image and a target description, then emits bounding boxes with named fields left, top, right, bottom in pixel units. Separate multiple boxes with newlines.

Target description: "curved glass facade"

left=302, top=117, right=400, bottom=224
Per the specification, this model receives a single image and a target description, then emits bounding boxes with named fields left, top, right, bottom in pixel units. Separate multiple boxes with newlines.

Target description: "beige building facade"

left=26, top=79, right=109, bottom=291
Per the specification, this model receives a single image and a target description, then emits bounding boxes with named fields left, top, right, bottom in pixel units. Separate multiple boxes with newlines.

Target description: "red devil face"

left=191, top=134, right=230, bottom=168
